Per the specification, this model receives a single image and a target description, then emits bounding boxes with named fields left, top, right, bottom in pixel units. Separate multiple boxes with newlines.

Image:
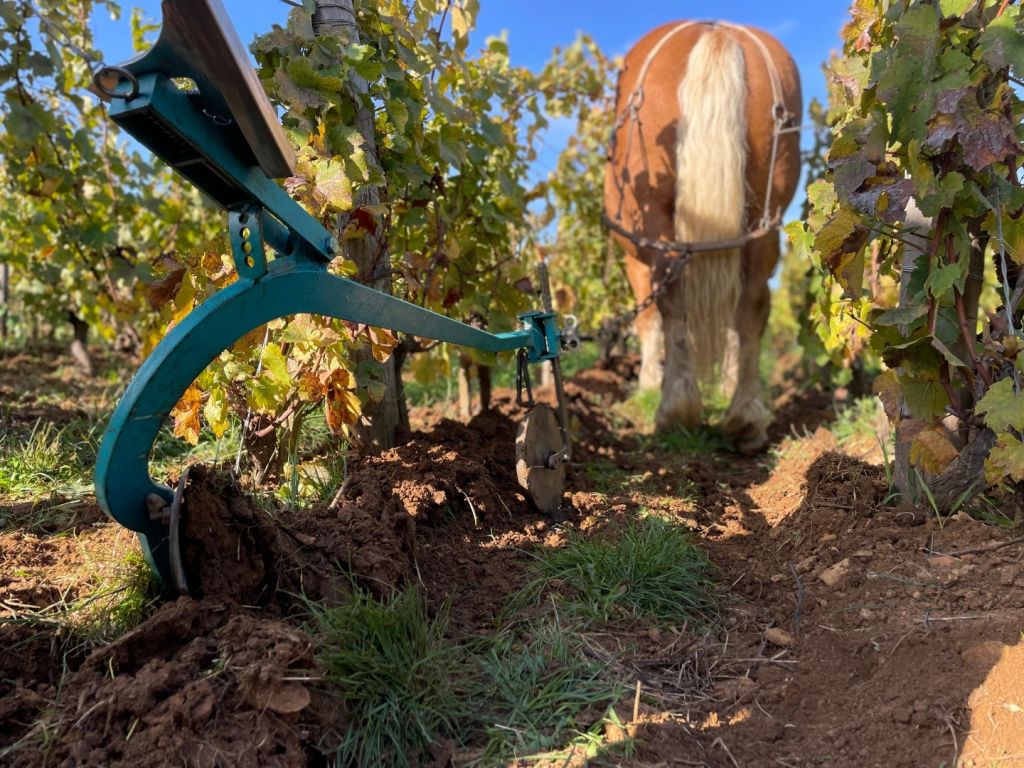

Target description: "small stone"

left=930, top=554, right=959, bottom=569
left=852, top=549, right=873, bottom=561
left=764, top=627, right=796, bottom=647
left=657, top=467, right=668, bottom=477
left=820, top=533, right=837, bottom=543
left=961, top=641, right=1005, bottom=669
left=859, top=608, right=875, bottom=621
left=998, top=565, right=1018, bottom=587
left=795, top=555, right=816, bottom=574
left=819, top=558, right=851, bottom=588
left=714, top=676, right=759, bottom=701
left=647, top=627, right=663, bottom=643
left=770, top=573, right=786, bottom=583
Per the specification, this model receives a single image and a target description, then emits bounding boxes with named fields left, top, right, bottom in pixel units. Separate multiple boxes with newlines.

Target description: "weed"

left=615, top=389, right=660, bottom=431
left=967, top=493, right=1018, bottom=528
left=515, top=516, right=718, bottom=626
left=307, top=587, right=462, bottom=768
left=150, top=419, right=240, bottom=477
left=468, top=618, right=624, bottom=763
left=4, top=543, right=157, bottom=659
left=831, top=396, right=886, bottom=447
left=646, top=424, right=733, bottom=456
left=75, top=549, right=158, bottom=645
left=0, top=419, right=96, bottom=501
left=877, top=433, right=900, bottom=506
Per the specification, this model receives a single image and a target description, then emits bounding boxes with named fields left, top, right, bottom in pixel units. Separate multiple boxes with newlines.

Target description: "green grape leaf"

left=902, top=377, right=949, bottom=421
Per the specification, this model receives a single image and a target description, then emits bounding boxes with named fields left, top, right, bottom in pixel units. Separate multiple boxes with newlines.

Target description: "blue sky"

left=93, top=1, right=853, bottom=218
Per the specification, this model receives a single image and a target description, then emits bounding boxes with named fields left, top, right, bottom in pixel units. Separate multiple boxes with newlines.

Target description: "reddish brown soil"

left=2, top=354, right=1023, bottom=767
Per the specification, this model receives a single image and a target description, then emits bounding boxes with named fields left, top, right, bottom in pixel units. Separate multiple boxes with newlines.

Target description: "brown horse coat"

left=604, top=21, right=802, bottom=451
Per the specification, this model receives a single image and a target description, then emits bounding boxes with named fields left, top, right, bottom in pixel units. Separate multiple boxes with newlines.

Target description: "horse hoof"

left=722, top=409, right=771, bottom=455
left=732, top=430, right=769, bottom=455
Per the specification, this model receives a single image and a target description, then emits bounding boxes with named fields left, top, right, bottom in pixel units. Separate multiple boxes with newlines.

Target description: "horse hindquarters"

left=657, top=28, right=748, bottom=430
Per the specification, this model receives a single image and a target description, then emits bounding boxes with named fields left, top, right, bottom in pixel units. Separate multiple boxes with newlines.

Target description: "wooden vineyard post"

left=312, top=0, right=406, bottom=449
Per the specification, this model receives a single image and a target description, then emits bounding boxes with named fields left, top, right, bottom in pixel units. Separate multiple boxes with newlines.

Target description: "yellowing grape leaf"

left=902, top=377, right=949, bottom=421
left=909, top=424, right=960, bottom=475
left=367, top=326, right=398, bottom=363
left=984, top=433, right=1024, bottom=485
left=324, top=369, right=361, bottom=435
left=976, top=378, right=1024, bottom=433
left=260, top=343, right=291, bottom=387
left=171, top=384, right=203, bottom=445
left=203, top=386, right=229, bottom=438
left=171, top=271, right=198, bottom=325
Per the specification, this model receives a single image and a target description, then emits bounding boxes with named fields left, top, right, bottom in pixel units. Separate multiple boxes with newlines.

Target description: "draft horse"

left=604, top=21, right=802, bottom=452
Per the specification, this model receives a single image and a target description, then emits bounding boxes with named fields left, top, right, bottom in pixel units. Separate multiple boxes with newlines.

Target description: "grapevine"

left=794, top=0, right=1024, bottom=508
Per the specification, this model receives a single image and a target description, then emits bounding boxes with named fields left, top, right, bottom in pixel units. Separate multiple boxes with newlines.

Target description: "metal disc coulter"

left=90, top=0, right=574, bottom=588
left=516, top=404, right=567, bottom=514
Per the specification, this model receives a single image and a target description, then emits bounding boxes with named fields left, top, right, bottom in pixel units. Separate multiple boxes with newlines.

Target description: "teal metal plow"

left=91, top=0, right=569, bottom=586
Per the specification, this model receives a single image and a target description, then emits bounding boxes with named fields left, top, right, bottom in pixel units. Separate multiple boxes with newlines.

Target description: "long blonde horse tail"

left=675, top=26, right=747, bottom=380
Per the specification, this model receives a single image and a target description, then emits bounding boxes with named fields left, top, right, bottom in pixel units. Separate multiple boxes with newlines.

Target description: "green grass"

left=307, top=587, right=463, bottom=768
left=304, top=582, right=633, bottom=766
left=645, top=424, right=733, bottom=456
left=616, top=388, right=734, bottom=456
left=4, top=547, right=157, bottom=656
left=150, top=418, right=242, bottom=477
left=515, top=516, right=719, bottom=626
left=468, top=619, right=626, bottom=764
left=0, top=419, right=97, bottom=500
left=830, top=396, right=886, bottom=446
left=75, top=549, right=158, bottom=645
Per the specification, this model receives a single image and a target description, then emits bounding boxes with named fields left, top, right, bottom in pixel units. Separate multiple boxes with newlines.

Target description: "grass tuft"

left=5, top=545, right=158, bottom=658
left=0, top=420, right=96, bottom=500
left=307, top=587, right=462, bottom=768
left=646, top=424, right=733, bottom=456
left=830, top=396, right=887, bottom=446
left=517, top=516, right=719, bottom=626
left=468, top=619, right=625, bottom=763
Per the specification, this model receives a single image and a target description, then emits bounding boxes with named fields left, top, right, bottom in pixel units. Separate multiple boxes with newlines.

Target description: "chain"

left=515, top=348, right=534, bottom=407
left=584, top=249, right=692, bottom=351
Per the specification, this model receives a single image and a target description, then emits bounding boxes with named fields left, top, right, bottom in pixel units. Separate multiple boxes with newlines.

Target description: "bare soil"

left=1, top=349, right=1023, bottom=766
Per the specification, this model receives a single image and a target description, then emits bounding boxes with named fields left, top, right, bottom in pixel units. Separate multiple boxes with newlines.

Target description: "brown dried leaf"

left=170, top=385, right=203, bottom=446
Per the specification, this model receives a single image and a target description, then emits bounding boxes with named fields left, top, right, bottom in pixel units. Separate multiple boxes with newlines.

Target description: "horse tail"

left=674, top=26, right=747, bottom=380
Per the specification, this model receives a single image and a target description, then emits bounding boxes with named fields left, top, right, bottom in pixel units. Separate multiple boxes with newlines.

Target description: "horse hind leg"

left=625, top=251, right=666, bottom=392
left=656, top=315, right=702, bottom=431
left=722, top=260, right=773, bottom=453
left=635, top=303, right=664, bottom=391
